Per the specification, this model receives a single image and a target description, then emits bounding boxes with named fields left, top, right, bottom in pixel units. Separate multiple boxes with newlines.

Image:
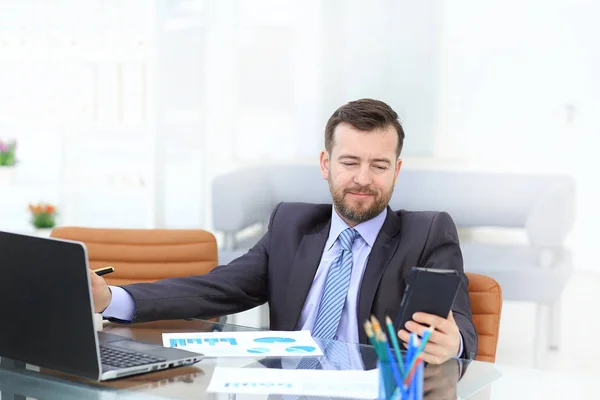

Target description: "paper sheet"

left=207, top=366, right=379, bottom=399
left=162, top=330, right=324, bottom=358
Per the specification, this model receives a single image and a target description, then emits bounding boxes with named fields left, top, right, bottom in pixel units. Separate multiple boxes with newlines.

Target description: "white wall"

left=198, top=0, right=443, bottom=230
left=436, top=0, right=597, bottom=162
left=2, top=0, right=598, bottom=273
left=0, top=0, right=442, bottom=234
left=434, top=0, right=600, bottom=272
left=201, top=0, right=442, bottom=167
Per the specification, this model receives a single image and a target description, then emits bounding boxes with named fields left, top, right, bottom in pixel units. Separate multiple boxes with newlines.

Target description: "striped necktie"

left=311, top=228, right=360, bottom=340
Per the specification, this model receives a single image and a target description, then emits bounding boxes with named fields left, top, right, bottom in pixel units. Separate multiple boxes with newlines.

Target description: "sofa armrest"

left=525, top=179, right=575, bottom=247
left=211, top=167, right=275, bottom=234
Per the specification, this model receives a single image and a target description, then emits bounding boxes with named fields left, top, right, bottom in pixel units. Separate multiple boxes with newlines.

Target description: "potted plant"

left=28, top=203, right=58, bottom=232
left=0, top=139, right=17, bottom=186
left=0, top=139, right=16, bottom=166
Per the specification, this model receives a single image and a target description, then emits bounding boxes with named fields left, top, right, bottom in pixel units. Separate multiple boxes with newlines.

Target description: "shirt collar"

left=326, top=205, right=387, bottom=250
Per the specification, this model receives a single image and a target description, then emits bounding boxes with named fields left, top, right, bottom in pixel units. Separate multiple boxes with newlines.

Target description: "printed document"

left=162, top=330, right=323, bottom=358
left=207, top=366, right=378, bottom=399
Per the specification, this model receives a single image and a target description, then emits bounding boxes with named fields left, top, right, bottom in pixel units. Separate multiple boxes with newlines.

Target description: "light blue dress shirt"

left=295, top=206, right=387, bottom=344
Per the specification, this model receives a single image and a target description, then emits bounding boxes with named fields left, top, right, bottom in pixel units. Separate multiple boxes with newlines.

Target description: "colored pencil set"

left=364, top=316, right=434, bottom=400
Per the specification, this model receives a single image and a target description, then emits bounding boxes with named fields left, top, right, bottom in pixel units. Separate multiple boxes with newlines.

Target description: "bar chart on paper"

left=168, top=337, right=239, bottom=347
left=162, top=330, right=323, bottom=358
left=169, top=338, right=200, bottom=347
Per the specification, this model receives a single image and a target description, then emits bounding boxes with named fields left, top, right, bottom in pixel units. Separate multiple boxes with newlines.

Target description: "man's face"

left=320, top=122, right=402, bottom=226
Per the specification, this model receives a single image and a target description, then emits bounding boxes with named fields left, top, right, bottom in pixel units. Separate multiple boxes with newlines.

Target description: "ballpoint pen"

left=93, top=266, right=115, bottom=276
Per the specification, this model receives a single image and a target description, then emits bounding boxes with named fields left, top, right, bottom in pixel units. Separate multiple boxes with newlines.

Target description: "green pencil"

left=366, top=318, right=396, bottom=396
left=385, top=316, right=406, bottom=378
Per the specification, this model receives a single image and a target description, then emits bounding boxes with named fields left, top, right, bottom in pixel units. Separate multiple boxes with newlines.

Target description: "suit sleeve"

left=418, top=211, right=478, bottom=360
left=118, top=204, right=281, bottom=323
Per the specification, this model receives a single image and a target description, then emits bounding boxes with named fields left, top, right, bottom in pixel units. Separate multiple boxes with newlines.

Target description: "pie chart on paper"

left=247, top=347, right=270, bottom=354
left=253, top=337, right=296, bottom=344
left=284, top=346, right=317, bottom=354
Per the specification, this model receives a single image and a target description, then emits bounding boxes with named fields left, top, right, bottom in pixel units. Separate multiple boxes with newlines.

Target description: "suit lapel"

left=357, top=208, right=402, bottom=343
left=281, top=221, right=330, bottom=331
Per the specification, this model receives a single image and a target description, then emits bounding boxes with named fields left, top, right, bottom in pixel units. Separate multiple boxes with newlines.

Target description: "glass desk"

left=0, top=319, right=597, bottom=399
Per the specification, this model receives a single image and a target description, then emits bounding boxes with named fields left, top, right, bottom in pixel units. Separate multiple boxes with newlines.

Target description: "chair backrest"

left=50, top=227, right=218, bottom=286
left=466, top=272, right=502, bottom=362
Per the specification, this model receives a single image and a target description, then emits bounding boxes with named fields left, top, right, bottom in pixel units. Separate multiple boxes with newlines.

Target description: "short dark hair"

left=324, top=98, right=405, bottom=157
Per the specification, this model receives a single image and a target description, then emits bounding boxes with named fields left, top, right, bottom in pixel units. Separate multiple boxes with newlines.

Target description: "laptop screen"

left=0, top=231, right=101, bottom=380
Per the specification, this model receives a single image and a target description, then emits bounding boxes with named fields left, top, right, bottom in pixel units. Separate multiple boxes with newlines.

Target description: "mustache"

left=344, top=187, right=377, bottom=195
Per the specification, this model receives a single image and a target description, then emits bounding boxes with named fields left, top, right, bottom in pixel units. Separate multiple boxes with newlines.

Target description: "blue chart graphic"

left=284, top=346, right=317, bottom=354
left=247, top=347, right=270, bottom=354
left=170, top=339, right=190, bottom=347
left=169, top=337, right=238, bottom=347
left=253, top=337, right=296, bottom=344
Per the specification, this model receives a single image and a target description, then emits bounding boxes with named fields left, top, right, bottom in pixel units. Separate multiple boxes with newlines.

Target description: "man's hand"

left=89, top=270, right=112, bottom=313
left=398, top=311, right=461, bottom=365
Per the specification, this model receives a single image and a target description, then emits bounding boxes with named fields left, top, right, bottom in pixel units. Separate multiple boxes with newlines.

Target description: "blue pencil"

left=405, top=332, right=416, bottom=373
left=415, top=326, right=435, bottom=355
left=381, top=334, right=404, bottom=390
left=405, top=325, right=435, bottom=377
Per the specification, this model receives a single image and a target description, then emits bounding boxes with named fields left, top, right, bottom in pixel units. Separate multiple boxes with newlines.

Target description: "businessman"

left=90, top=98, right=477, bottom=364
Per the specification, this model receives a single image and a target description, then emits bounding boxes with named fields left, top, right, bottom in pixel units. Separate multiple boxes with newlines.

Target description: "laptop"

left=0, top=230, right=203, bottom=381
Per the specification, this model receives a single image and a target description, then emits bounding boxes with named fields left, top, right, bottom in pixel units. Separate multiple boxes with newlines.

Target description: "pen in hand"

left=93, top=266, right=115, bottom=277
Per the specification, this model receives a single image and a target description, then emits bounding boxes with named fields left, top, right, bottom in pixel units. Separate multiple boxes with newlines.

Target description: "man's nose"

left=354, top=164, right=372, bottom=186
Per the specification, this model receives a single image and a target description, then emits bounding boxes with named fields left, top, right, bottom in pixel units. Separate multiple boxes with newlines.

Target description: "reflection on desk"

left=1, top=319, right=598, bottom=399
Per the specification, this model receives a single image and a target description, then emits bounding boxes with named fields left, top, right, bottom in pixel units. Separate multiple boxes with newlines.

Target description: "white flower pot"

left=33, top=228, right=54, bottom=237
left=0, top=167, right=15, bottom=186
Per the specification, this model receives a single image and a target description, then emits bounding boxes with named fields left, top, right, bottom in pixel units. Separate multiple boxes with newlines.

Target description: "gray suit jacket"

left=121, top=202, right=478, bottom=359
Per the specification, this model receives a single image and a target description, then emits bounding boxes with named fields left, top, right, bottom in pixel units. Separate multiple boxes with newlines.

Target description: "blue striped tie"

left=311, top=228, right=359, bottom=340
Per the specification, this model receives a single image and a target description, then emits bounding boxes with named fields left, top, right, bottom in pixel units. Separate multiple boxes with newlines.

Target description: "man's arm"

left=420, top=211, right=477, bottom=359
left=123, top=234, right=270, bottom=322
left=98, top=203, right=281, bottom=324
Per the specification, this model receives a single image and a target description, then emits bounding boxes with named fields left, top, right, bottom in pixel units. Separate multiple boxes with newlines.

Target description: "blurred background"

left=1, top=0, right=599, bottom=374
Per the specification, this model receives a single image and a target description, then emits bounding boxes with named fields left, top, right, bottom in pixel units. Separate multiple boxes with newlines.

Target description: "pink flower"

left=0, top=140, right=16, bottom=153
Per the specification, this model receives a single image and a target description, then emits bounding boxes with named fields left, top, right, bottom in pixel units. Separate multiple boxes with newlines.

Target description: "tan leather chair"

left=50, top=227, right=221, bottom=330
left=50, top=227, right=218, bottom=286
left=466, top=272, right=502, bottom=362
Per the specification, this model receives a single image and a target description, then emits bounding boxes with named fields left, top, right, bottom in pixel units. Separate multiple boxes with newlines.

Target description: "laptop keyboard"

left=100, top=345, right=167, bottom=369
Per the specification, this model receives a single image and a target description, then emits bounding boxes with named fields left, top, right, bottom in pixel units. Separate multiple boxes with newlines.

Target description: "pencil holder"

left=377, top=360, right=424, bottom=400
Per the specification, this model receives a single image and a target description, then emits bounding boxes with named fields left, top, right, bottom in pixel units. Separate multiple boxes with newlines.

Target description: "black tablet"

left=396, top=267, right=461, bottom=332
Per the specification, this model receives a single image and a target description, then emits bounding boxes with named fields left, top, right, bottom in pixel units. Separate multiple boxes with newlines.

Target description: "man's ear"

left=319, top=149, right=330, bottom=180
left=393, top=158, right=403, bottom=185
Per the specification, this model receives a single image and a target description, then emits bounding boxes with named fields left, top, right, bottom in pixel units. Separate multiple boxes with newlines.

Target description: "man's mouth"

left=347, top=191, right=374, bottom=197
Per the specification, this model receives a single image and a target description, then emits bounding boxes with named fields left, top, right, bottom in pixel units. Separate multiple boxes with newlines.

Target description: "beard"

left=328, top=174, right=393, bottom=225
